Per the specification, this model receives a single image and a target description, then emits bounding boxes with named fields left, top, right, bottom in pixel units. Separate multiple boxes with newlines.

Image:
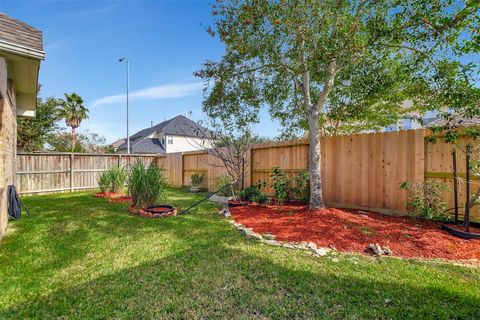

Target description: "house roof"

left=109, top=138, right=126, bottom=148
left=0, top=13, right=44, bottom=117
left=131, top=138, right=165, bottom=154
left=0, top=12, right=43, bottom=51
left=117, top=115, right=212, bottom=153
left=426, top=114, right=480, bottom=128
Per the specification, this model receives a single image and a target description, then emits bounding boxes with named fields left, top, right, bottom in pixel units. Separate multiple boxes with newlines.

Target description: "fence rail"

left=16, top=153, right=158, bottom=195
left=16, top=129, right=480, bottom=222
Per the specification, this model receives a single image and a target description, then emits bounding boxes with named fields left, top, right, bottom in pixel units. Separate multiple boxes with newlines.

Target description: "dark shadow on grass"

left=2, top=244, right=479, bottom=320
left=3, top=193, right=231, bottom=283
left=3, top=191, right=478, bottom=319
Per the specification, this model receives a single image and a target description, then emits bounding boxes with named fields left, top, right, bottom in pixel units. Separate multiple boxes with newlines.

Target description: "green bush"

left=293, top=170, right=310, bottom=203
left=190, top=173, right=204, bottom=187
left=270, top=167, right=291, bottom=206
left=108, top=165, right=127, bottom=193
left=215, top=175, right=234, bottom=197
left=400, top=180, right=448, bottom=220
left=240, top=181, right=269, bottom=204
left=97, top=171, right=112, bottom=193
left=128, top=160, right=167, bottom=208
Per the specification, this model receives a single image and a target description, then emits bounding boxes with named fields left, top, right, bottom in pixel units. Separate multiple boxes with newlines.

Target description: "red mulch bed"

left=228, top=200, right=249, bottom=207
left=230, top=203, right=480, bottom=261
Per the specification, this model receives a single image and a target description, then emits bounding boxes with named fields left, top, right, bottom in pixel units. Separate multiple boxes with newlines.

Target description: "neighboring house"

left=109, top=138, right=126, bottom=152
left=385, top=114, right=480, bottom=132
left=115, top=115, right=213, bottom=154
left=383, top=118, right=424, bottom=132
left=424, top=114, right=480, bottom=128
left=0, top=13, right=44, bottom=238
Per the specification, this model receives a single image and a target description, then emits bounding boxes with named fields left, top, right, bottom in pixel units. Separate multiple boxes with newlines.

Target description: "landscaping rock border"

left=227, top=219, right=333, bottom=257
left=366, top=243, right=392, bottom=256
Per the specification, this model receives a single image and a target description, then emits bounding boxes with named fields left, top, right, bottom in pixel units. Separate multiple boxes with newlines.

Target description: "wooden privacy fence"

left=250, top=130, right=424, bottom=215
left=16, top=128, right=480, bottom=221
left=16, top=153, right=158, bottom=195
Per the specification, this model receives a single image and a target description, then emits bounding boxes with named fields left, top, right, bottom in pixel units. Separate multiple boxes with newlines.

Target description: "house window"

left=167, top=137, right=173, bottom=145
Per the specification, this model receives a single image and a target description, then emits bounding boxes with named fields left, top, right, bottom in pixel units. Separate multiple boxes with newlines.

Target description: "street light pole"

left=118, top=57, right=130, bottom=154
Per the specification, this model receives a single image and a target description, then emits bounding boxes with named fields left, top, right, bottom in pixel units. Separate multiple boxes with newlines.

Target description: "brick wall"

left=0, top=57, right=17, bottom=239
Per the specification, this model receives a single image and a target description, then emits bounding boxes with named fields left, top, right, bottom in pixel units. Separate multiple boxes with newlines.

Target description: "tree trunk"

left=307, top=111, right=325, bottom=209
left=71, top=127, right=76, bottom=151
left=307, top=60, right=338, bottom=209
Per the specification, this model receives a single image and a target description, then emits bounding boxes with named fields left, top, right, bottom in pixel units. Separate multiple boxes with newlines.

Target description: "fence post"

left=118, top=154, right=122, bottom=167
left=464, top=144, right=471, bottom=232
left=70, top=153, right=74, bottom=192
left=241, top=157, right=245, bottom=190
left=249, top=147, right=254, bottom=187
left=181, top=153, right=184, bottom=187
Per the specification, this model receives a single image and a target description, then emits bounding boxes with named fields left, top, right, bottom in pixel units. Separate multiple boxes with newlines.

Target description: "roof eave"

left=0, top=38, right=44, bottom=60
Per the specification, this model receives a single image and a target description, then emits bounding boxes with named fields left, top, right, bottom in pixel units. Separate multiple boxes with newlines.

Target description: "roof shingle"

left=0, top=12, right=43, bottom=51
left=131, top=138, right=165, bottom=154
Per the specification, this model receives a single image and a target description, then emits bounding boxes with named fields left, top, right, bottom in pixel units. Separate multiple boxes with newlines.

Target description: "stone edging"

left=226, top=218, right=480, bottom=267
left=227, top=219, right=334, bottom=257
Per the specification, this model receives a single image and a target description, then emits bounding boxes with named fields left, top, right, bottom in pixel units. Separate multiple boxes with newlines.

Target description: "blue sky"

left=0, top=0, right=281, bottom=143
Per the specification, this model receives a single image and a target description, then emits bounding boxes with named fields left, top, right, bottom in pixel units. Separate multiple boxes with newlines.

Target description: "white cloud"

left=91, top=82, right=203, bottom=107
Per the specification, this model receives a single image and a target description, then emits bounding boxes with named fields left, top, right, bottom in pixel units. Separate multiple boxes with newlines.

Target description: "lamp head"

left=118, top=57, right=126, bottom=62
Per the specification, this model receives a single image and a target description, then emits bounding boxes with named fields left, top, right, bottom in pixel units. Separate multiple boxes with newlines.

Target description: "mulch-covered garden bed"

left=230, top=203, right=480, bottom=261
left=228, top=200, right=249, bottom=207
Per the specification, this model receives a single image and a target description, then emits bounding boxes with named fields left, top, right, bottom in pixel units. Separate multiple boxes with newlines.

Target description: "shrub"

left=215, top=175, right=234, bottom=197
left=143, top=163, right=167, bottom=207
left=191, top=173, right=204, bottom=187
left=128, top=161, right=144, bottom=208
left=128, top=160, right=167, bottom=208
left=240, top=181, right=269, bottom=204
left=400, top=180, right=448, bottom=220
left=97, top=171, right=111, bottom=193
left=270, top=167, right=291, bottom=206
left=108, top=165, right=127, bottom=193
left=293, top=170, right=310, bottom=203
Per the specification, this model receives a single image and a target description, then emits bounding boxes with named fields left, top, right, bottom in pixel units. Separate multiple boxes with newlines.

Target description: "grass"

left=0, top=188, right=479, bottom=319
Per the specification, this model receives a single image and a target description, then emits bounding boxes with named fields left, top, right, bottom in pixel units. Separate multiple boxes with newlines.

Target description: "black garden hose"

left=7, top=185, right=30, bottom=220
left=179, top=180, right=238, bottom=215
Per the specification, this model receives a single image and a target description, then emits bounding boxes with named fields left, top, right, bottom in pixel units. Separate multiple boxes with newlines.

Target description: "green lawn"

left=0, top=188, right=479, bottom=319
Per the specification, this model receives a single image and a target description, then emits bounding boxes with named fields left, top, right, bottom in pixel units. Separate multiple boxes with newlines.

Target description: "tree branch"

left=386, top=44, right=437, bottom=68
left=314, top=60, right=339, bottom=113
left=230, top=62, right=295, bottom=78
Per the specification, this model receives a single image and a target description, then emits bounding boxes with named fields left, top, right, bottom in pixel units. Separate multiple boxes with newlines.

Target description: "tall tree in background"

left=46, top=129, right=107, bottom=153
left=57, top=93, right=89, bottom=151
left=17, top=95, right=60, bottom=152
left=197, top=0, right=479, bottom=208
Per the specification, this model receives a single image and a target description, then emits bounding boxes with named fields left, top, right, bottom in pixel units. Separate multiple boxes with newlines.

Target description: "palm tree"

left=57, top=93, right=89, bottom=151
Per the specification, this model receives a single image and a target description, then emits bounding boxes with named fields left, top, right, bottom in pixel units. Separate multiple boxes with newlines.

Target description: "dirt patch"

left=94, top=192, right=124, bottom=199
left=230, top=204, right=480, bottom=261
left=108, top=196, right=133, bottom=204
